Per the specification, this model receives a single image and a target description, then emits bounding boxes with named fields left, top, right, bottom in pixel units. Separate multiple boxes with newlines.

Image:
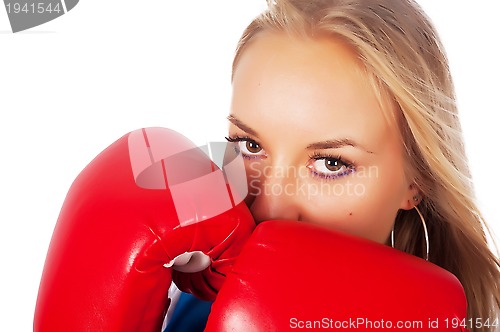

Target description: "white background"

left=0, top=1, right=498, bottom=330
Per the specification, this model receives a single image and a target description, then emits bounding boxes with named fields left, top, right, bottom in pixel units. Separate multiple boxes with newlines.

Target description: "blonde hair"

left=232, top=0, right=500, bottom=329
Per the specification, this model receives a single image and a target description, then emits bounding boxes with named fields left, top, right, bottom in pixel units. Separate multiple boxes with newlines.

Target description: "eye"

left=225, top=136, right=267, bottom=159
left=307, top=154, right=355, bottom=180
left=243, top=140, right=263, bottom=154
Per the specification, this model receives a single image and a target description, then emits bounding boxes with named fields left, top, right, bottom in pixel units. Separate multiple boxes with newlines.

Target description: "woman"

left=166, top=0, right=500, bottom=331
left=229, top=0, right=500, bottom=329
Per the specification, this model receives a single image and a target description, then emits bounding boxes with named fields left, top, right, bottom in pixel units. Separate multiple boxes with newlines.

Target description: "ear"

left=400, top=183, right=421, bottom=210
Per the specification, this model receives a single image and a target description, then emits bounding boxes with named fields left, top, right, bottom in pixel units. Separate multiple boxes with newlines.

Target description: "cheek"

left=242, top=159, right=270, bottom=207
left=244, top=160, right=264, bottom=192
left=300, top=169, right=406, bottom=243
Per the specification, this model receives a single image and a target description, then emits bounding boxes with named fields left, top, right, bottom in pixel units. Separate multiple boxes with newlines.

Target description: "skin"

left=228, top=32, right=419, bottom=244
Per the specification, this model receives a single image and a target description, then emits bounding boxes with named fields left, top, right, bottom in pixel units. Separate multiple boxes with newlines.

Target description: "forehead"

left=231, top=32, right=397, bottom=148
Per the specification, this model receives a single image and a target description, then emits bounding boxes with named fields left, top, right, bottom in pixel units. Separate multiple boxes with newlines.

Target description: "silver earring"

left=391, top=205, right=429, bottom=261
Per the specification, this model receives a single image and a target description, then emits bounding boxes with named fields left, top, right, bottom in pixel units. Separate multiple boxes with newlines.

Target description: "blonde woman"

left=159, top=1, right=500, bottom=331
left=203, top=0, right=500, bottom=331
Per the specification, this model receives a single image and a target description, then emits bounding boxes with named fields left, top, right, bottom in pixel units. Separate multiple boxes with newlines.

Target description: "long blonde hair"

left=232, top=0, right=500, bottom=329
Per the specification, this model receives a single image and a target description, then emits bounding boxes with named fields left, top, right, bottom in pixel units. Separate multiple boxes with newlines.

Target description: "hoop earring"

left=391, top=205, right=430, bottom=261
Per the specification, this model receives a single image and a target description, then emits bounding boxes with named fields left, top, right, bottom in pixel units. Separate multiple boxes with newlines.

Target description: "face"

left=228, top=32, right=417, bottom=244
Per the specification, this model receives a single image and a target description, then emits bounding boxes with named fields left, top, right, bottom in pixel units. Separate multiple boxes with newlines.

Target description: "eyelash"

left=225, top=135, right=356, bottom=181
left=225, top=135, right=253, bottom=143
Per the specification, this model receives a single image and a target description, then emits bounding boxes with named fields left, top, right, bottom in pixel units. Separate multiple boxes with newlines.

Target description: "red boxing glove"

left=206, top=221, right=469, bottom=331
left=34, top=127, right=255, bottom=331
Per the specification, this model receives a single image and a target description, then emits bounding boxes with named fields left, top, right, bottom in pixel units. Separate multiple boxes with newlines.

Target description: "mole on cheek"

left=349, top=212, right=353, bottom=216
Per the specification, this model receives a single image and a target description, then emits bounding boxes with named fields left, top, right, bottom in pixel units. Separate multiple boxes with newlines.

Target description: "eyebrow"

left=227, top=115, right=260, bottom=137
left=307, top=139, right=373, bottom=154
left=227, top=114, right=374, bottom=154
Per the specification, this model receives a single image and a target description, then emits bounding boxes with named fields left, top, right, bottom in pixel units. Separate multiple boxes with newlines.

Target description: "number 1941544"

left=443, top=317, right=499, bottom=330
left=6, top=2, right=62, bottom=14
